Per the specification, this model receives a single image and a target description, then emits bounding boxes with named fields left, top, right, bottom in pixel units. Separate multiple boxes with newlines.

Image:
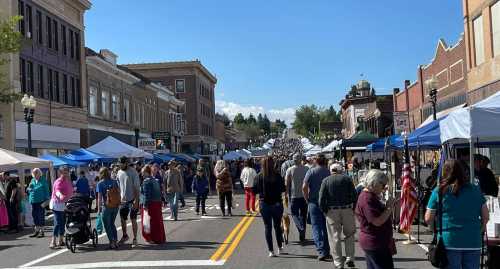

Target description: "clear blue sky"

left=85, top=0, right=463, bottom=124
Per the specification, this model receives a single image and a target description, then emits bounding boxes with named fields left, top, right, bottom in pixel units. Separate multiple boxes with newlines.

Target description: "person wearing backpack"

left=96, top=167, right=120, bottom=249
left=140, top=165, right=165, bottom=244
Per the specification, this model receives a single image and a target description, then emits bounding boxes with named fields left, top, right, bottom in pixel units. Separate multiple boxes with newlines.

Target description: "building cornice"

left=123, top=61, right=217, bottom=84
left=32, top=0, right=90, bottom=30
left=87, top=56, right=142, bottom=85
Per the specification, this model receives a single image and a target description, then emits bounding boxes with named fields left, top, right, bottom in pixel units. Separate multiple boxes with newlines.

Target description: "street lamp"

left=21, top=94, right=37, bottom=156
left=374, top=108, right=381, bottom=137
left=425, top=76, right=439, bottom=120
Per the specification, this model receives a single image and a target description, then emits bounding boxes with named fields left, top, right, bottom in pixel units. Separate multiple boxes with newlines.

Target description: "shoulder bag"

left=428, top=190, right=448, bottom=268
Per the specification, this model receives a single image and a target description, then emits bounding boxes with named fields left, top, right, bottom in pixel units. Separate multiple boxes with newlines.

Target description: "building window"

left=175, top=79, right=185, bottom=93
left=54, top=71, right=59, bottom=102
left=89, top=86, right=97, bottom=116
left=36, top=10, right=42, bottom=44
left=140, top=105, right=145, bottom=128
left=61, top=25, right=67, bottom=55
left=124, top=98, right=130, bottom=123
left=101, top=91, right=109, bottom=118
left=62, top=74, right=68, bottom=104
left=53, top=20, right=58, bottom=51
left=20, top=58, right=26, bottom=93
left=70, top=76, right=75, bottom=106
left=46, top=16, right=52, bottom=49
left=26, top=61, right=33, bottom=94
left=112, top=94, right=120, bottom=121
left=492, top=1, right=500, bottom=57
left=48, top=69, right=54, bottom=101
left=18, top=1, right=25, bottom=35
left=69, top=29, right=74, bottom=58
left=37, top=64, right=43, bottom=98
left=25, top=4, right=32, bottom=39
left=473, top=15, right=485, bottom=65
left=75, top=32, right=80, bottom=60
left=75, top=78, right=81, bottom=107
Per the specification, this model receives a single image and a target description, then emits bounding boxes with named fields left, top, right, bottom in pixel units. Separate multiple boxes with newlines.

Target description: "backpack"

left=106, top=183, right=121, bottom=208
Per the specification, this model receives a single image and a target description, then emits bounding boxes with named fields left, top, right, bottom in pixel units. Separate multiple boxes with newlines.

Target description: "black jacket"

left=252, top=173, right=285, bottom=205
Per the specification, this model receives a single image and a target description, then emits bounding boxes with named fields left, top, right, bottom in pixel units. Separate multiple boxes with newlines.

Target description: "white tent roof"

left=87, top=136, right=153, bottom=159
left=305, top=145, right=322, bottom=157
left=419, top=103, right=466, bottom=128
left=440, top=91, right=500, bottom=143
left=0, top=148, right=52, bottom=170
left=322, top=140, right=342, bottom=153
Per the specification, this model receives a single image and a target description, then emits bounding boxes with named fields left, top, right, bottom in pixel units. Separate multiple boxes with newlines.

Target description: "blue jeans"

left=446, top=249, right=480, bottom=269
left=31, top=202, right=45, bottom=226
left=260, top=201, right=284, bottom=252
left=308, top=202, right=330, bottom=257
left=166, top=192, right=179, bottom=219
left=290, top=198, right=307, bottom=237
left=53, top=210, right=65, bottom=237
left=102, top=207, right=118, bottom=242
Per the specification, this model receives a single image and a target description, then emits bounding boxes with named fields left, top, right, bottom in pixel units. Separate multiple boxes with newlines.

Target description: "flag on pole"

left=399, top=162, right=418, bottom=234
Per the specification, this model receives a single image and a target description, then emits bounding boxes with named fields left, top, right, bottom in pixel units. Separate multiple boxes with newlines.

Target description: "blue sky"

left=85, top=0, right=463, bottom=124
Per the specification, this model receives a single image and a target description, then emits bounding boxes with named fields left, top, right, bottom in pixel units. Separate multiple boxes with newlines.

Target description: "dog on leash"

left=282, top=194, right=290, bottom=244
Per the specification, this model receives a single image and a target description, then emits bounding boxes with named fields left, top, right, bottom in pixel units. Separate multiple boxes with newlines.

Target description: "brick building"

left=123, top=61, right=217, bottom=154
left=84, top=48, right=185, bottom=151
left=393, top=36, right=467, bottom=130
left=0, top=0, right=91, bottom=155
left=463, top=0, right=500, bottom=104
left=340, top=80, right=393, bottom=138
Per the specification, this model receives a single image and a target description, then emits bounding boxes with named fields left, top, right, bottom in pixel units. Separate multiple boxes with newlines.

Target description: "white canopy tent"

left=87, top=136, right=153, bottom=159
left=440, top=91, right=500, bottom=181
left=322, top=139, right=342, bottom=153
left=440, top=91, right=500, bottom=144
left=305, top=145, right=323, bottom=157
left=0, top=148, right=54, bottom=187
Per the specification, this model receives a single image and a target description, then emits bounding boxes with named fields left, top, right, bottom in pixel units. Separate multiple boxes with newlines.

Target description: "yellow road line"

left=210, top=215, right=250, bottom=261
left=220, top=214, right=257, bottom=261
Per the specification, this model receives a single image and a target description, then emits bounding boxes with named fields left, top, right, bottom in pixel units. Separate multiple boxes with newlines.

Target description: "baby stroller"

left=64, top=194, right=98, bottom=253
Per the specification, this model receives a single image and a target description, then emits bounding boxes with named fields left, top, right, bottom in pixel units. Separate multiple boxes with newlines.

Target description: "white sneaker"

left=268, top=251, right=276, bottom=257
left=277, top=247, right=284, bottom=255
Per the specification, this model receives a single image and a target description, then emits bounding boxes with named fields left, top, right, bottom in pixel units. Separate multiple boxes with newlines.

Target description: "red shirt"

left=355, top=190, right=393, bottom=251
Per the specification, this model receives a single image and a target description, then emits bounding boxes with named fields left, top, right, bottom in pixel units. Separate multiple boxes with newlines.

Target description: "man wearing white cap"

left=318, top=163, right=357, bottom=269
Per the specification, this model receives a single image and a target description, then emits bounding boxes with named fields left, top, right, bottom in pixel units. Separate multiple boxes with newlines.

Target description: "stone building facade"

left=123, top=61, right=217, bottom=154
left=463, top=0, right=500, bottom=104
left=84, top=48, right=185, bottom=152
left=1, top=0, right=91, bottom=155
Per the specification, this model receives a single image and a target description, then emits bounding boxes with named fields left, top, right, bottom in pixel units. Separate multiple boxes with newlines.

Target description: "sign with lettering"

left=393, top=112, right=409, bottom=135
left=138, top=138, right=156, bottom=151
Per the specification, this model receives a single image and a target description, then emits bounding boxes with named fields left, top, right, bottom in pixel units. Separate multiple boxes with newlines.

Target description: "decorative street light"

left=374, top=108, right=381, bottom=137
left=425, top=76, right=439, bottom=121
left=21, top=94, right=37, bottom=156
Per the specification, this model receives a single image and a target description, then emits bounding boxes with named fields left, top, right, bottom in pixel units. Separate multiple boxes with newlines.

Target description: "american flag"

left=399, top=162, right=418, bottom=234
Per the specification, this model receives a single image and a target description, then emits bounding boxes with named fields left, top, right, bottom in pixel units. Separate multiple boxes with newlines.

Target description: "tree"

left=262, top=114, right=271, bottom=134
left=247, top=114, right=257, bottom=125
left=292, top=105, right=320, bottom=138
left=233, top=113, right=246, bottom=126
left=319, top=105, right=340, bottom=122
left=216, top=113, right=231, bottom=126
left=0, top=16, right=23, bottom=103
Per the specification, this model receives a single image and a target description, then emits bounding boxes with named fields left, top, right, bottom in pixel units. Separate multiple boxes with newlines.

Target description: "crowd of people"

left=0, top=143, right=498, bottom=269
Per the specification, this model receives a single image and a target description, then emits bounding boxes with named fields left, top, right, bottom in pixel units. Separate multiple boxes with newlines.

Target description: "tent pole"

left=470, top=138, right=475, bottom=184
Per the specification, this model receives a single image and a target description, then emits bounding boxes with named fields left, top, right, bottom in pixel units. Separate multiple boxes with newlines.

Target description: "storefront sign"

left=393, top=112, right=409, bottom=134
left=138, top=138, right=156, bottom=151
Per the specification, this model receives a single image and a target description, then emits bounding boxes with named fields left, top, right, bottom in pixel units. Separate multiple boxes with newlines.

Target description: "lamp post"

left=21, top=94, right=37, bottom=156
left=425, top=76, right=439, bottom=121
left=374, top=108, right=381, bottom=137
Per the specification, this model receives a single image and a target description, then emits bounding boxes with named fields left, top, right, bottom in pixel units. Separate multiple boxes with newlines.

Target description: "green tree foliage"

left=247, top=114, right=257, bottom=125
left=0, top=16, right=23, bottom=103
left=216, top=113, right=231, bottom=126
left=233, top=113, right=246, bottom=125
left=293, top=104, right=342, bottom=139
left=231, top=113, right=284, bottom=139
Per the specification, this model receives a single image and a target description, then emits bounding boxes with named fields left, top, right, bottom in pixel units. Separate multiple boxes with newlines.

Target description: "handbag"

left=0, top=200, right=9, bottom=227
left=95, top=212, right=104, bottom=234
left=427, top=190, right=448, bottom=268
left=143, top=209, right=151, bottom=235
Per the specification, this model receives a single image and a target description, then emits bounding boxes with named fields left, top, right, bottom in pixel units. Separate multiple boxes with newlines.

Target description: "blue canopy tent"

left=40, top=154, right=86, bottom=167
left=392, top=117, right=446, bottom=150
left=153, top=153, right=175, bottom=164
left=63, top=148, right=113, bottom=163
left=366, top=135, right=400, bottom=152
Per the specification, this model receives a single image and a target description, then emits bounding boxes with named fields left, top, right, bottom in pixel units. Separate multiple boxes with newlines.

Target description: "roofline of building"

left=123, top=61, right=217, bottom=83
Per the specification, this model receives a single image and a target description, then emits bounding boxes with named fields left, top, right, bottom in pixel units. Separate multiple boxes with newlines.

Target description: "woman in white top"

left=240, top=159, right=257, bottom=215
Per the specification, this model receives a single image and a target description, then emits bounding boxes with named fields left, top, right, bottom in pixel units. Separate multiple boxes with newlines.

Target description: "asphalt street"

left=0, top=193, right=434, bottom=269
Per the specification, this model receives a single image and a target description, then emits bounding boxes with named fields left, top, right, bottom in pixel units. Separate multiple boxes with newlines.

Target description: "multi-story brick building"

left=340, top=80, right=393, bottom=138
left=123, top=61, right=217, bottom=154
left=84, top=48, right=185, bottom=152
left=463, top=0, right=500, bottom=104
left=0, top=0, right=91, bottom=155
left=393, top=36, right=467, bottom=130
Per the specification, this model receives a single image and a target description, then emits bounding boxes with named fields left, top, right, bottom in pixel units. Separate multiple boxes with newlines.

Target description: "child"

left=192, top=167, right=209, bottom=216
